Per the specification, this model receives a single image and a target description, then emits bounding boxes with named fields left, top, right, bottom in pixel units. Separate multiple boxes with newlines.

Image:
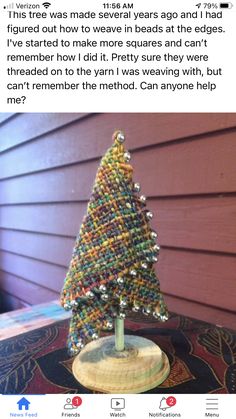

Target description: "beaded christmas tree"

left=61, top=130, right=168, bottom=357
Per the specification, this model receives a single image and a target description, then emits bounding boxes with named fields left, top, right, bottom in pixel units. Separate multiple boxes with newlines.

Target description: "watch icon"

left=111, top=398, right=125, bottom=410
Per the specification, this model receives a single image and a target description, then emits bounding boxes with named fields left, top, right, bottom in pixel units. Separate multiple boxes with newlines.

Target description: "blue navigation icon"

left=17, top=397, right=31, bottom=411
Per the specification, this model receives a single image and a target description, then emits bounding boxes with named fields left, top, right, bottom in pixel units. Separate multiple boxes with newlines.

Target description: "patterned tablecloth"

left=0, top=309, right=235, bottom=394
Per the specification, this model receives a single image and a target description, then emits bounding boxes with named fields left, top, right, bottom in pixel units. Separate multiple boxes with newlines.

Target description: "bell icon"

left=159, top=397, right=168, bottom=411
left=159, top=396, right=177, bottom=411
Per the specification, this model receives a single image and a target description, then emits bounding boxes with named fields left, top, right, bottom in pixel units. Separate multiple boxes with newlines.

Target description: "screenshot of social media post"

left=0, top=0, right=235, bottom=111
left=0, top=1, right=235, bottom=418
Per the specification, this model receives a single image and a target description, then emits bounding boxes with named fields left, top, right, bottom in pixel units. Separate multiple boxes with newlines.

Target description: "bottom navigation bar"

left=0, top=394, right=235, bottom=419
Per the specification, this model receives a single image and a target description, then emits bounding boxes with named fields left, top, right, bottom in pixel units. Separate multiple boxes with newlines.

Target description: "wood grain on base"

left=72, top=335, right=170, bottom=393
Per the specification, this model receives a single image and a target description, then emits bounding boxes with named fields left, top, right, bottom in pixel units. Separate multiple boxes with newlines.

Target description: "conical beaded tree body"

left=61, top=131, right=168, bottom=355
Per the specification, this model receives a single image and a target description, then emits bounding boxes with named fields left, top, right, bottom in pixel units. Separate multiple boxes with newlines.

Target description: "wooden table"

left=0, top=300, right=70, bottom=341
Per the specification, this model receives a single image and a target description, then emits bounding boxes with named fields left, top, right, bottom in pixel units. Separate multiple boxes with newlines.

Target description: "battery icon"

left=219, top=2, right=233, bottom=7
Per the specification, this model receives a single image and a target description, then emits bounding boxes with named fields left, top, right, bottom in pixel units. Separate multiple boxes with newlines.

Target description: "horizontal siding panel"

left=1, top=113, right=236, bottom=179
left=0, top=161, right=97, bottom=204
left=134, top=133, right=236, bottom=197
left=0, top=230, right=74, bottom=267
left=0, top=271, right=59, bottom=305
left=159, top=248, right=236, bottom=311
left=0, top=113, right=16, bottom=125
left=165, top=294, right=236, bottom=330
left=0, top=246, right=235, bottom=312
left=153, top=196, right=236, bottom=254
left=0, top=203, right=87, bottom=236
left=1, top=132, right=236, bottom=202
left=1, top=195, right=236, bottom=254
left=0, top=113, right=88, bottom=153
left=0, top=251, right=66, bottom=292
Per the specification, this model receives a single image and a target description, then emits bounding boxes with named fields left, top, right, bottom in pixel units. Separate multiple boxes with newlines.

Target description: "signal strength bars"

left=3, top=3, right=14, bottom=9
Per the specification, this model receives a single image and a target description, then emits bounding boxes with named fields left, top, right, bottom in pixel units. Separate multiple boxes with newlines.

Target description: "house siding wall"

left=0, top=112, right=235, bottom=327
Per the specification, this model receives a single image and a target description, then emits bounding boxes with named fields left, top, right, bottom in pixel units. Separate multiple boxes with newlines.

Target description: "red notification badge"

left=166, top=396, right=176, bottom=407
left=72, top=396, right=82, bottom=407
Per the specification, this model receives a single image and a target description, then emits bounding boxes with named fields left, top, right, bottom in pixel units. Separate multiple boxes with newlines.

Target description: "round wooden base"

left=72, top=335, right=170, bottom=393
